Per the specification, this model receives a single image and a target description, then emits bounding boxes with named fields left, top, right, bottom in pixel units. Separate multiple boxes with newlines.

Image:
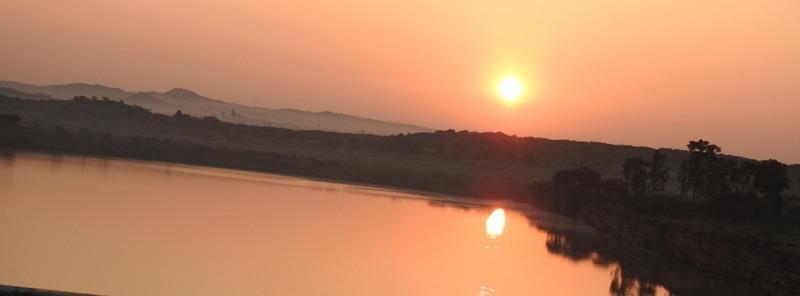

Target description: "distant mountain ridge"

left=0, top=81, right=433, bottom=135
left=0, top=87, right=54, bottom=101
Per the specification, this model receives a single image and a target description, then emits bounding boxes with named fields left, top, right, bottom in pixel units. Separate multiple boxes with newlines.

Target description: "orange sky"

left=2, top=1, right=799, bottom=163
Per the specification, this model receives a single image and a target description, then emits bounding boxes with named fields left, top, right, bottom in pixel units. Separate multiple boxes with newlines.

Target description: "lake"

left=0, top=151, right=761, bottom=295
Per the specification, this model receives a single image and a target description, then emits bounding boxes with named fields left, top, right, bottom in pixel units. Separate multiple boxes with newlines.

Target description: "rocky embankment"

left=576, top=204, right=800, bottom=296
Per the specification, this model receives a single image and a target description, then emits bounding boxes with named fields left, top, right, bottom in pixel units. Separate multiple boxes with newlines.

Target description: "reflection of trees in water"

left=610, top=267, right=663, bottom=296
left=545, top=232, right=617, bottom=267
left=546, top=231, right=667, bottom=296
left=0, top=150, right=17, bottom=189
left=427, top=200, right=475, bottom=212
left=0, top=149, right=16, bottom=162
left=530, top=214, right=765, bottom=296
left=545, top=233, right=594, bottom=261
left=541, top=222, right=670, bottom=296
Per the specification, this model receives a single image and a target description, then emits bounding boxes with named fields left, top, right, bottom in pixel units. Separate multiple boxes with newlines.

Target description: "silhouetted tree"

left=729, top=160, right=757, bottom=194
left=751, top=159, right=789, bottom=222
left=715, top=158, right=742, bottom=194
left=648, top=149, right=670, bottom=193
left=623, top=157, right=649, bottom=197
left=753, top=159, right=790, bottom=197
left=173, top=110, right=191, bottom=120
left=620, top=149, right=670, bottom=198
left=678, top=139, right=722, bottom=202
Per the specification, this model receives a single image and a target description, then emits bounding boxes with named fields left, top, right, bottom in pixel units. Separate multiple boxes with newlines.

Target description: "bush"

left=0, top=113, right=21, bottom=126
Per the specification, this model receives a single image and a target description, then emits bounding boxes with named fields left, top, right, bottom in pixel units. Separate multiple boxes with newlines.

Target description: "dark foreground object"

left=0, top=285, right=97, bottom=296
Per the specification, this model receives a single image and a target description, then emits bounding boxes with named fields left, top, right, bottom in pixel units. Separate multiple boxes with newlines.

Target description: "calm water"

left=0, top=151, right=760, bottom=295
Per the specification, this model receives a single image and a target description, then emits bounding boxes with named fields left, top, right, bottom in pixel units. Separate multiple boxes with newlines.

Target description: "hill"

left=0, top=81, right=433, bottom=135
left=0, top=87, right=54, bottom=101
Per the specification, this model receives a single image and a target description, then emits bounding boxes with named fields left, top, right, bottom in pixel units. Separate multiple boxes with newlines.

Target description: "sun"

left=498, top=77, right=522, bottom=100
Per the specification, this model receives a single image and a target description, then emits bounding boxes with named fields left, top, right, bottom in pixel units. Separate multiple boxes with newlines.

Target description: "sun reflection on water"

left=476, top=286, right=497, bottom=296
left=486, top=209, right=505, bottom=238
left=477, top=208, right=506, bottom=296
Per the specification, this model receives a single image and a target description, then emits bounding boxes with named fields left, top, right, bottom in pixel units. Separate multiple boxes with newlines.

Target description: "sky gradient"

left=2, top=1, right=799, bottom=163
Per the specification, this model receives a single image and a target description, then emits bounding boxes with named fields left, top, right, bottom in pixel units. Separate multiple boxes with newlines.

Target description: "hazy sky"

left=2, top=1, right=799, bottom=163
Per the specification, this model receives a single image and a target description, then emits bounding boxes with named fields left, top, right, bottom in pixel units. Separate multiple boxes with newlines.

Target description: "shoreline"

left=1, top=147, right=514, bottom=211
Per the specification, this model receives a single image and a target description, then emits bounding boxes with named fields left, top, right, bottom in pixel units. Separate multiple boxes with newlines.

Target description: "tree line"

left=534, top=139, right=791, bottom=224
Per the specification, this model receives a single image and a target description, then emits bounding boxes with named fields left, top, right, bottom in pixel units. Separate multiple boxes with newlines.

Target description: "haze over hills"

left=0, top=81, right=434, bottom=135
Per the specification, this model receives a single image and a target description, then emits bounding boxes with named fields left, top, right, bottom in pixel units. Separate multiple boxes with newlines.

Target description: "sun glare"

left=498, top=78, right=521, bottom=100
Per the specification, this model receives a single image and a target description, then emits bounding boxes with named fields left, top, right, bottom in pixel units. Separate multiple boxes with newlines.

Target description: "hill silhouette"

left=0, top=87, right=54, bottom=101
left=122, top=92, right=176, bottom=110
left=0, top=81, right=433, bottom=135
